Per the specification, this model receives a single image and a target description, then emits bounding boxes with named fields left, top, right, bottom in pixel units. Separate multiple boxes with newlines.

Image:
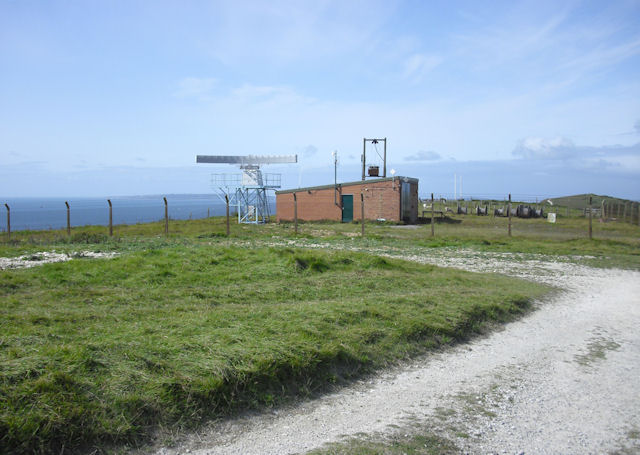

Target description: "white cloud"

left=174, top=77, right=217, bottom=99
left=512, top=137, right=575, bottom=159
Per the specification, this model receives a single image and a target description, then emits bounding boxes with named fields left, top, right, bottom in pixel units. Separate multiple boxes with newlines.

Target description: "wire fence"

left=0, top=196, right=273, bottom=233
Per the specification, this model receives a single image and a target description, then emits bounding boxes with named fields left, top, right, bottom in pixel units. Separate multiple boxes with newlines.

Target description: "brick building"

left=275, top=176, right=419, bottom=224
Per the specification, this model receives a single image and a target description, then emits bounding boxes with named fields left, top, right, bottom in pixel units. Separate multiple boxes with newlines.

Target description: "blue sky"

left=1, top=0, right=639, bottom=199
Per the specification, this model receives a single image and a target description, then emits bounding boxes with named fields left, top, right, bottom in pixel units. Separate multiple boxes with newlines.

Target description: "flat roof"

left=275, top=176, right=419, bottom=194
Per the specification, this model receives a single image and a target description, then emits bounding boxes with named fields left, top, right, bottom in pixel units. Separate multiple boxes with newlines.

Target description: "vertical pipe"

left=65, top=201, right=71, bottom=237
left=508, top=194, right=512, bottom=237
left=361, top=192, right=365, bottom=237
left=225, top=194, right=230, bottom=236
left=207, top=207, right=210, bottom=218
left=108, top=199, right=113, bottom=237
left=293, top=192, right=298, bottom=234
left=431, top=193, right=434, bottom=237
left=601, top=200, right=605, bottom=222
left=163, top=197, right=168, bottom=236
left=4, top=204, right=9, bottom=240
left=383, top=137, right=387, bottom=178
left=454, top=173, right=456, bottom=200
left=362, top=138, right=366, bottom=181
left=589, top=196, right=593, bottom=240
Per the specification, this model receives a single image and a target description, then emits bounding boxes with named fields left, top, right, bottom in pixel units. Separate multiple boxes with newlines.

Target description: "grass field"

left=1, top=213, right=638, bottom=454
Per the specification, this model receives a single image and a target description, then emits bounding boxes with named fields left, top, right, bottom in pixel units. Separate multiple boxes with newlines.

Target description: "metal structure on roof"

left=196, top=154, right=297, bottom=224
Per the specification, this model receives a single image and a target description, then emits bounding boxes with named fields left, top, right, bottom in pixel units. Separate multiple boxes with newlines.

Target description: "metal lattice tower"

left=196, top=154, right=297, bottom=224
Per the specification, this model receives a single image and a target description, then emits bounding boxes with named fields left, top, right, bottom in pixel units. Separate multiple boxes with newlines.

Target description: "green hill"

left=549, top=194, right=635, bottom=209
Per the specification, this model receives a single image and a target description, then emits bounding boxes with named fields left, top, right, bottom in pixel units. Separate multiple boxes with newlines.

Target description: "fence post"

left=225, top=194, right=230, bottom=236
left=107, top=199, right=113, bottom=236
left=4, top=204, right=9, bottom=240
left=293, top=192, right=298, bottom=234
left=163, top=197, right=168, bottom=236
left=361, top=192, right=365, bottom=237
left=508, top=194, right=512, bottom=237
left=623, top=202, right=628, bottom=223
left=589, top=196, right=593, bottom=240
left=65, top=201, right=71, bottom=237
left=431, top=193, right=435, bottom=237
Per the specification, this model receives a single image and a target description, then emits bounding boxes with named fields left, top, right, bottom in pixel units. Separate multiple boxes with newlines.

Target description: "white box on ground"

left=548, top=213, right=556, bottom=223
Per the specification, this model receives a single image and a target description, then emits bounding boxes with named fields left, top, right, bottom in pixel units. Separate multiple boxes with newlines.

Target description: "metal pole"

left=431, top=192, right=434, bottom=237
left=108, top=199, right=113, bottom=236
left=361, top=192, right=365, bottom=237
left=4, top=204, right=9, bottom=240
left=65, top=201, right=70, bottom=236
left=508, top=194, right=512, bottom=237
left=225, top=194, right=230, bottom=236
left=589, top=196, right=593, bottom=240
left=383, top=137, right=387, bottom=178
left=334, top=152, right=338, bottom=206
left=163, top=197, right=168, bottom=236
left=362, top=138, right=366, bottom=181
left=293, top=192, right=298, bottom=235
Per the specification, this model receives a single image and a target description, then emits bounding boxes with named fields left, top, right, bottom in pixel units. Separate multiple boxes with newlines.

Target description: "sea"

left=0, top=194, right=275, bottom=232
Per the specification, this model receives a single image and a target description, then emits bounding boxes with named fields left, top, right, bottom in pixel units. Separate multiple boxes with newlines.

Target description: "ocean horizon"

left=0, top=194, right=275, bottom=232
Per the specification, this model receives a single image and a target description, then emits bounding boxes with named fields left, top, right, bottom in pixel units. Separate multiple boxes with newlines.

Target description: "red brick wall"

left=276, top=180, right=406, bottom=222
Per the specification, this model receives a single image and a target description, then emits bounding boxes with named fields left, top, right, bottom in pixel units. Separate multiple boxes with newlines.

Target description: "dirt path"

left=155, top=249, right=640, bottom=455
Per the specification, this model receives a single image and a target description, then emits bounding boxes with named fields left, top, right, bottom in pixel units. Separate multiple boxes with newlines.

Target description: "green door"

left=341, top=195, right=353, bottom=222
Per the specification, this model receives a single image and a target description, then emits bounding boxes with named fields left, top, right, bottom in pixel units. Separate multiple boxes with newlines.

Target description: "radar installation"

left=196, top=154, right=297, bottom=224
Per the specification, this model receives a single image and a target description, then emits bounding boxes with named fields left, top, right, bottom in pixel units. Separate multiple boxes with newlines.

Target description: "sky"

left=1, top=0, right=639, bottom=200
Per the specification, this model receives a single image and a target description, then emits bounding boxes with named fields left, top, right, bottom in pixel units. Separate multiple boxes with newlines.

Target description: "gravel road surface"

left=155, top=249, right=640, bottom=455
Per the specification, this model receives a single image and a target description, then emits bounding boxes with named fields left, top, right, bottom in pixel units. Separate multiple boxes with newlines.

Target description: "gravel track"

left=155, top=248, right=640, bottom=455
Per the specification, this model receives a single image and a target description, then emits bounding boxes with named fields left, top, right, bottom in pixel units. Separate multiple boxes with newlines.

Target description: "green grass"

left=1, top=212, right=638, bottom=453
left=309, top=432, right=460, bottom=455
left=0, top=240, right=547, bottom=454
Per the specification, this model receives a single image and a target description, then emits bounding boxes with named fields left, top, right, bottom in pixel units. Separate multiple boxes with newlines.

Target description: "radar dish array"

left=196, top=154, right=297, bottom=224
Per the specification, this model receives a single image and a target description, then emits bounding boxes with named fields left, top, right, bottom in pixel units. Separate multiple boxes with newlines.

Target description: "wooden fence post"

left=431, top=193, right=435, bottom=237
left=163, top=197, right=168, bottom=236
left=225, top=195, right=230, bottom=236
left=65, top=201, right=71, bottom=237
left=293, top=193, right=298, bottom=235
left=588, top=196, right=593, bottom=240
left=361, top=192, right=365, bottom=237
left=107, top=199, right=113, bottom=236
left=4, top=204, right=9, bottom=240
left=508, top=194, right=512, bottom=237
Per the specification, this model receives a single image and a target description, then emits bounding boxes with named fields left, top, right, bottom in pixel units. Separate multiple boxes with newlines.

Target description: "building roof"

left=275, top=176, right=419, bottom=194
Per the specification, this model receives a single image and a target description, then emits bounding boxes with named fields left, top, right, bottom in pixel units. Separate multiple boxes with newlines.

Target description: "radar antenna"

left=196, top=154, right=297, bottom=224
